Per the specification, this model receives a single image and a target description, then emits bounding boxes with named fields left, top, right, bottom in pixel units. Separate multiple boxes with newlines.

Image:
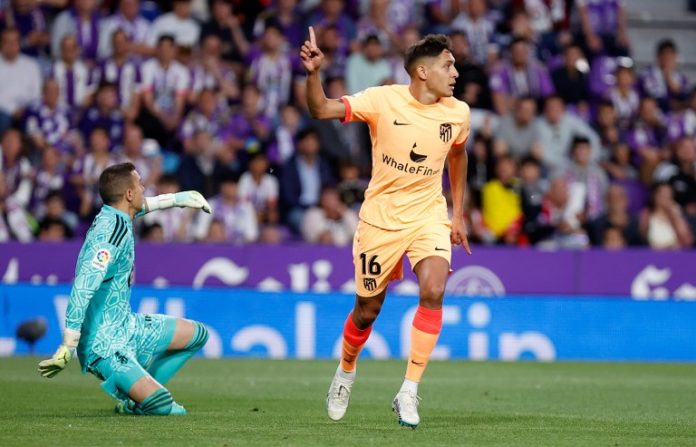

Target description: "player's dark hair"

left=99, top=162, right=136, bottom=205
left=403, top=34, right=453, bottom=76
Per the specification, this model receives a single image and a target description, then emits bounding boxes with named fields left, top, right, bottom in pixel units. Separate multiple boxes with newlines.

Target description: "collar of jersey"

left=103, top=205, right=133, bottom=223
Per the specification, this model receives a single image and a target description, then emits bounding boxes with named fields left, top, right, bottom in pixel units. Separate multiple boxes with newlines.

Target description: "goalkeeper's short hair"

left=99, top=162, right=136, bottom=205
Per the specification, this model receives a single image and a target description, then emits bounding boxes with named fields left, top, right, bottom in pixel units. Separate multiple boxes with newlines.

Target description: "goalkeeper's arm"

left=140, top=191, right=212, bottom=216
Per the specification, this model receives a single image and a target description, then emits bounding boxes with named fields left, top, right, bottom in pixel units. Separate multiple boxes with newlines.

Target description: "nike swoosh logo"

left=435, top=247, right=449, bottom=252
left=410, top=360, right=425, bottom=366
left=393, top=119, right=411, bottom=126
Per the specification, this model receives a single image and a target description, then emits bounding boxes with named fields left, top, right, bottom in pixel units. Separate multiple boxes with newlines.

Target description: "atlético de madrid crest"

left=440, top=123, right=452, bottom=142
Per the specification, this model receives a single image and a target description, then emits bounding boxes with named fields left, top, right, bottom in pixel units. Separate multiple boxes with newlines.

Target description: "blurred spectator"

left=24, top=78, right=73, bottom=153
left=481, top=155, right=522, bottom=242
left=254, top=0, right=305, bottom=50
left=0, top=170, right=33, bottom=242
left=639, top=39, right=690, bottom=113
left=346, top=34, right=391, bottom=95
left=247, top=21, right=293, bottom=120
left=494, top=95, right=541, bottom=160
left=423, top=0, right=460, bottom=35
left=336, top=160, right=367, bottom=211
left=271, top=103, right=302, bottom=166
left=450, top=30, right=491, bottom=110
left=115, top=123, right=162, bottom=194
left=315, top=23, right=348, bottom=80
left=141, top=174, right=190, bottom=242
left=191, top=34, right=240, bottom=102
left=95, top=29, right=142, bottom=121
left=204, top=218, right=226, bottom=243
left=201, top=0, right=250, bottom=69
left=561, top=136, right=609, bottom=221
left=37, top=217, right=71, bottom=241
left=177, top=129, right=229, bottom=198
left=490, top=37, right=554, bottom=115
left=238, top=152, right=280, bottom=226
left=519, top=156, right=546, bottom=244
left=51, top=34, right=95, bottom=111
left=139, top=35, right=189, bottom=146
left=98, top=0, right=152, bottom=59
left=71, top=127, right=114, bottom=218
left=551, top=43, right=591, bottom=113
left=0, top=128, right=33, bottom=208
left=467, top=133, right=495, bottom=207
left=0, top=28, right=42, bottom=134
left=390, top=25, right=421, bottom=86
left=452, top=0, right=495, bottom=66
left=31, top=146, right=65, bottom=215
left=37, top=190, right=77, bottom=234
left=654, top=137, right=696, bottom=237
left=140, top=222, right=164, bottom=242
left=625, top=97, right=667, bottom=183
left=280, top=127, right=335, bottom=233
left=180, top=88, right=228, bottom=153
left=4, top=0, right=50, bottom=57
left=147, top=0, right=201, bottom=48
left=193, top=173, right=258, bottom=243
left=608, top=65, right=639, bottom=130
left=602, top=225, right=626, bottom=250
left=355, top=0, right=397, bottom=53
left=78, top=82, right=125, bottom=150
left=301, top=186, right=358, bottom=246
left=514, top=0, right=568, bottom=60
left=593, top=99, right=620, bottom=150
left=639, top=183, right=693, bottom=249
left=537, top=95, right=600, bottom=172
left=51, top=0, right=101, bottom=61
left=666, top=88, right=696, bottom=144
left=221, top=84, right=271, bottom=168
left=308, top=0, right=357, bottom=56
left=535, top=176, right=590, bottom=249
left=575, top=0, right=629, bottom=58
left=588, top=184, right=641, bottom=246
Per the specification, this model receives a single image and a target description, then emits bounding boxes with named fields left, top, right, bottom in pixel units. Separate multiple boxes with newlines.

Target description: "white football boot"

left=392, top=390, right=421, bottom=429
left=326, top=367, right=355, bottom=421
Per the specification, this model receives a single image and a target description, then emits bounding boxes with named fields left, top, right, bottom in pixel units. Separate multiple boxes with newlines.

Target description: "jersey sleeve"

left=454, top=103, right=471, bottom=145
left=340, top=87, right=382, bottom=125
left=65, top=221, right=122, bottom=332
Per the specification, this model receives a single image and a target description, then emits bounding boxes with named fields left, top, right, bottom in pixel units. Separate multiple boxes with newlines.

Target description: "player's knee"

left=354, top=302, right=381, bottom=327
left=420, top=282, right=445, bottom=307
left=186, top=321, right=208, bottom=352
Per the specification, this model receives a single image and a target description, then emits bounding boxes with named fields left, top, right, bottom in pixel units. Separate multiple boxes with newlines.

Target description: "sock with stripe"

left=148, top=321, right=209, bottom=385
left=134, top=388, right=174, bottom=415
left=403, top=306, right=443, bottom=393
left=339, top=312, right=372, bottom=373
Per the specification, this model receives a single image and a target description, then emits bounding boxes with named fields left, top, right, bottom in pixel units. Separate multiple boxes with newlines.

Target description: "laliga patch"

left=91, top=249, right=111, bottom=271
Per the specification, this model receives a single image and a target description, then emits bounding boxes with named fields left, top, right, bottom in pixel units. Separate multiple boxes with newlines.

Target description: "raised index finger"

left=309, top=26, right=316, bottom=47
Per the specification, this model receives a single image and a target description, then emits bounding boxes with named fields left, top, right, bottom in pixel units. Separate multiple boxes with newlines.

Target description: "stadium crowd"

left=0, top=0, right=695, bottom=250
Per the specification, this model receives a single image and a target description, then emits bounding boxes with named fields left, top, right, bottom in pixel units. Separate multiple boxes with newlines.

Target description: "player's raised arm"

left=139, top=191, right=212, bottom=216
left=301, top=26, right=346, bottom=120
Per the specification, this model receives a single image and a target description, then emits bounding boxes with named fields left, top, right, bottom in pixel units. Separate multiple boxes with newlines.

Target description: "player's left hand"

left=174, top=191, right=212, bottom=214
left=451, top=216, right=472, bottom=255
left=38, top=344, right=73, bottom=378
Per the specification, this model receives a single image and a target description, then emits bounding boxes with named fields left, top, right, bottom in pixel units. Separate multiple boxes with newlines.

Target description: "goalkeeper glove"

left=145, top=191, right=212, bottom=214
left=38, top=328, right=80, bottom=379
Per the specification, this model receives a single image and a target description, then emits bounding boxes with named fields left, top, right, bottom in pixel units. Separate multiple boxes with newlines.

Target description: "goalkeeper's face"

left=128, top=170, right=146, bottom=213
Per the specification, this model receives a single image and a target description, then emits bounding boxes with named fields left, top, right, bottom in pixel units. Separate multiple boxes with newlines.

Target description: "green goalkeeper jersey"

left=66, top=205, right=137, bottom=372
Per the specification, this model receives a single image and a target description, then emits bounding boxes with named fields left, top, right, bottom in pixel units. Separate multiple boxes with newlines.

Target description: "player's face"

left=426, top=50, right=458, bottom=98
left=129, top=170, right=146, bottom=212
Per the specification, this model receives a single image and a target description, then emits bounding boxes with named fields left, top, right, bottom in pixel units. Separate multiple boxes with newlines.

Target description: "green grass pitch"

left=2, top=358, right=696, bottom=446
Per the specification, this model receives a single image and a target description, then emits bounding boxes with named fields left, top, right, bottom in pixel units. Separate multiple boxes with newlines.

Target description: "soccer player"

left=300, top=28, right=472, bottom=428
left=38, top=162, right=212, bottom=416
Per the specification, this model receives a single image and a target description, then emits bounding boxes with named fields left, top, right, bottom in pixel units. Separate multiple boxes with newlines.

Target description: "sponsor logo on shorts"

left=363, top=278, right=377, bottom=292
left=440, top=123, right=452, bottom=142
left=91, top=249, right=111, bottom=271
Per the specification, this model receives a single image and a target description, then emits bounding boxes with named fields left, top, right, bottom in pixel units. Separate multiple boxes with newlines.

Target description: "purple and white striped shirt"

left=576, top=0, right=624, bottom=36
left=490, top=60, right=555, bottom=99
left=95, top=58, right=141, bottom=108
left=51, top=60, right=95, bottom=109
left=24, top=103, right=72, bottom=149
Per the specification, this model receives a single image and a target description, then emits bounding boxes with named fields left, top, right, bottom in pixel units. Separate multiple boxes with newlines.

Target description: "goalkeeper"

left=38, top=162, right=212, bottom=416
